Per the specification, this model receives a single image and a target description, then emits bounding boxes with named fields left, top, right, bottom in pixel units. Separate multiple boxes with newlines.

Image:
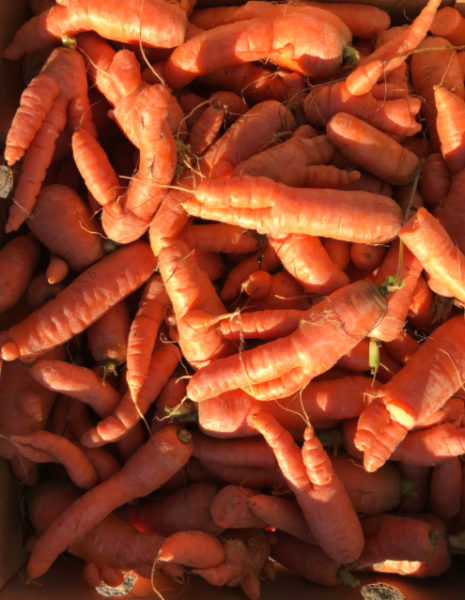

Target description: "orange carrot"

left=349, top=242, right=387, bottom=272
left=210, top=485, right=267, bottom=530
left=407, top=275, right=435, bottom=330
left=431, top=6, right=465, bottom=45
left=192, top=431, right=276, bottom=468
left=419, top=152, right=451, bottom=207
left=184, top=175, right=403, bottom=244
left=247, top=494, right=314, bottom=543
left=3, top=0, right=188, bottom=60
left=29, top=359, right=121, bottom=417
left=429, top=457, right=462, bottom=518
left=86, top=300, right=131, bottom=371
left=322, top=238, right=350, bottom=271
left=179, top=223, right=258, bottom=255
left=399, top=207, right=465, bottom=304
left=81, top=344, right=181, bottom=447
left=0, top=234, right=40, bottom=314
left=27, top=425, right=193, bottom=579
left=303, top=165, right=360, bottom=189
left=392, top=423, right=465, bottom=466
left=435, top=85, right=465, bottom=173
left=45, top=255, right=69, bottom=285
left=0, top=241, right=156, bottom=362
left=269, top=233, right=350, bottom=295
left=157, top=531, right=225, bottom=568
left=11, top=431, right=98, bottom=489
left=326, top=112, right=421, bottom=185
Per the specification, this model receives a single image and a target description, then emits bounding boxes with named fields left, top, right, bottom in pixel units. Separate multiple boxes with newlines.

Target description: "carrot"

left=270, top=532, right=348, bottom=586
left=45, top=256, right=69, bottom=285
left=202, top=459, right=287, bottom=492
left=157, top=530, right=225, bottom=570
left=344, top=59, right=385, bottom=97
left=81, top=343, right=181, bottom=447
left=3, top=0, right=188, bottom=60
left=247, top=494, right=315, bottom=543
left=192, top=431, right=276, bottom=468
left=200, top=100, right=297, bottom=179
left=392, top=423, right=465, bottom=466
left=369, top=241, right=423, bottom=342
left=322, top=238, right=350, bottom=271
left=87, top=300, right=131, bottom=371
left=220, top=242, right=280, bottom=302
left=199, top=63, right=306, bottom=105
left=179, top=223, right=258, bottom=255
left=399, top=207, right=465, bottom=304
left=435, top=85, right=465, bottom=173
left=407, top=275, right=435, bottom=330
left=27, top=425, right=192, bottom=579
left=431, top=6, right=465, bottom=45
left=210, top=485, right=267, bottom=530
left=398, top=463, right=430, bottom=513
left=304, top=2, right=391, bottom=39
left=269, top=233, right=350, bottom=295
left=188, top=90, right=248, bottom=156
left=188, top=280, right=386, bottom=403
left=29, top=359, right=121, bottom=417
left=164, top=7, right=352, bottom=88
left=383, top=329, right=420, bottom=365
left=233, top=127, right=336, bottom=188
left=121, top=482, right=221, bottom=536
left=157, top=240, right=234, bottom=369
left=304, top=79, right=422, bottom=140
left=125, top=275, right=169, bottom=402
left=337, top=338, right=402, bottom=382
left=0, top=234, right=40, bottom=314
left=326, top=112, right=421, bottom=186
left=419, top=152, right=451, bottom=207
left=4, top=47, right=96, bottom=232
left=429, top=457, right=462, bottom=519
left=434, top=167, right=465, bottom=258
left=357, top=513, right=441, bottom=569
left=218, top=308, right=305, bottom=342
left=356, top=314, right=465, bottom=472
left=28, top=480, right=166, bottom=579
left=240, top=270, right=307, bottom=312
left=0, top=241, right=156, bottom=362
left=410, top=36, right=465, bottom=151
left=349, top=242, right=387, bottom=272
left=303, top=165, right=360, bottom=189
left=183, top=176, right=403, bottom=245
left=10, top=431, right=98, bottom=489
left=248, top=411, right=364, bottom=565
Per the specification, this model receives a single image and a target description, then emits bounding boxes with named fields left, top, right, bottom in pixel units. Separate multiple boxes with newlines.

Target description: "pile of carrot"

left=2, top=0, right=465, bottom=596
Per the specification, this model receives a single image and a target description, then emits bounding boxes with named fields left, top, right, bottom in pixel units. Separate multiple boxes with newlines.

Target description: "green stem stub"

left=337, top=565, right=360, bottom=588
left=61, top=35, right=77, bottom=50
left=342, top=45, right=360, bottom=67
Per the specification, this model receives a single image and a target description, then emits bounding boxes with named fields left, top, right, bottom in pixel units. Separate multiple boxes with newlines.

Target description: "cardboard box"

left=0, top=1, right=464, bottom=598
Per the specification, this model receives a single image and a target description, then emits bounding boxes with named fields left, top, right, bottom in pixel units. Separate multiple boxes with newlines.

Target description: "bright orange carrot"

left=0, top=234, right=40, bottom=314
left=435, top=85, right=465, bottom=173
left=392, top=423, right=465, bottom=466
left=0, top=241, right=156, bottom=362
left=3, top=0, right=188, bottom=60
left=27, top=425, right=193, bottom=579
left=29, top=359, right=121, bottom=417
left=269, top=233, right=350, bottom=295
left=399, top=207, right=465, bottom=304
left=326, top=112, right=421, bottom=185
left=157, top=531, right=225, bottom=568
left=179, top=223, right=258, bottom=255
left=81, top=343, right=181, bottom=447
left=183, top=175, right=403, bottom=244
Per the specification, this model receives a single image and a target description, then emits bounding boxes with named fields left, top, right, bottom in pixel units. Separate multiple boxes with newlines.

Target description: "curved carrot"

left=11, top=431, right=98, bottom=489
left=0, top=241, right=156, bottom=362
left=157, top=531, right=225, bottom=568
left=27, top=425, right=193, bottom=579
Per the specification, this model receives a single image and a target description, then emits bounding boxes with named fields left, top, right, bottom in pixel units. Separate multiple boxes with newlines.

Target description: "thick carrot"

left=326, top=112, right=420, bottom=185
left=45, top=256, right=69, bottom=285
left=269, top=233, right=350, bottom=295
left=435, top=85, right=465, bottom=173
left=0, top=234, right=40, bottom=314
left=27, top=425, right=193, bottom=579
left=435, top=167, right=465, bottom=255
left=0, top=241, right=156, bottom=362
left=211, top=485, right=267, bottom=530
left=10, top=431, right=98, bottom=489
left=157, top=531, right=225, bottom=568
left=187, top=280, right=386, bottom=403
left=304, top=79, right=422, bottom=140
left=249, top=411, right=364, bottom=564
left=183, top=175, right=403, bottom=244
left=431, top=6, right=465, bottom=45
left=399, top=207, right=465, bottom=304
left=303, top=165, right=360, bottom=189
left=218, top=308, right=305, bottom=341
left=192, top=431, right=276, bottom=468
left=419, top=152, right=451, bottom=208
left=27, top=183, right=104, bottom=271
left=407, top=275, right=435, bottom=330
left=29, top=359, right=121, bottom=417
left=121, top=482, right=221, bottom=536
left=356, top=314, right=465, bottom=472
left=86, top=300, right=131, bottom=370
left=392, top=423, right=465, bottom=466
left=349, top=242, right=387, bottom=272
left=179, top=223, right=258, bottom=255
left=3, top=0, right=188, bottom=60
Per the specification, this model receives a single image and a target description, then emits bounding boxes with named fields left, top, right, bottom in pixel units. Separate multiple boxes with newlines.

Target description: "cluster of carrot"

left=2, top=0, right=465, bottom=596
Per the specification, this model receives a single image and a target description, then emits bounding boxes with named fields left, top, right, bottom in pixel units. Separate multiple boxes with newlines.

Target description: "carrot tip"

left=1, top=341, right=20, bottom=361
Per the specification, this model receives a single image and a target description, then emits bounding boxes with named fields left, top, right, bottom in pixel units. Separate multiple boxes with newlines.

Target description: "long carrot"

left=0, top=234, right=40, bottom=314
left=27, top=425, right=193, bottom=579
left=0, top=241, right=156, bottom=362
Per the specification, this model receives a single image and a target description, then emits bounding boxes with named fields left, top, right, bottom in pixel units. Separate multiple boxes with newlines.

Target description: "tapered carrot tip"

left=1, top=341, right=19, bottom=361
